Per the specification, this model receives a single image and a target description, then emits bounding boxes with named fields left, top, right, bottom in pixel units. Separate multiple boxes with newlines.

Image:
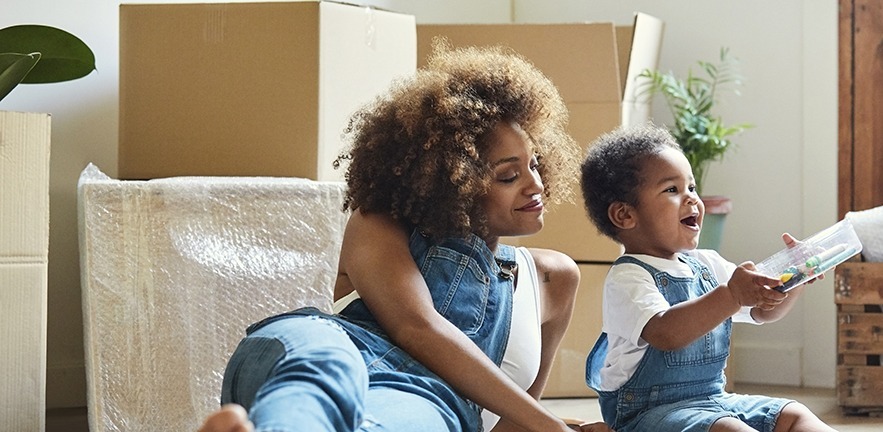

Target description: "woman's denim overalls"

left=585, top=255, right=730, bottom=431
left=221, top=230, right=516, bottom=432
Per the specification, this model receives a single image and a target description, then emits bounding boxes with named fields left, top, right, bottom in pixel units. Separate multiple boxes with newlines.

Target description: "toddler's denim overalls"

left=586, top=255, right=730, bottom=431
left=221, top=230, right=516, bottom=432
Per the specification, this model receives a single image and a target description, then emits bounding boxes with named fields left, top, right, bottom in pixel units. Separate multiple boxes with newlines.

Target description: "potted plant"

left=637, top=47, right=751, bottom=250
left=0, top=24, right=95, bottom=101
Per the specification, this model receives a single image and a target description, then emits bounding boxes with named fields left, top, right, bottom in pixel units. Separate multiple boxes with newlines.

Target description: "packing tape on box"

left=77, top=164, right=348, bottom=432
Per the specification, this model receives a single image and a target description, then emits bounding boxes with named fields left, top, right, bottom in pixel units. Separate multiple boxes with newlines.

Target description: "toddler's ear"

left=608, top=202, right=636, bottom=230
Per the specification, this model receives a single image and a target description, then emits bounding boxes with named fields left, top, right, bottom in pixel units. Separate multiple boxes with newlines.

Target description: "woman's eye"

left=499, top=174, right=517, bottom=183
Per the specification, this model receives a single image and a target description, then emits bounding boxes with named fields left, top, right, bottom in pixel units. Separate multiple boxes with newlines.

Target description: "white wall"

left=0, top=0, right=837, bottom=408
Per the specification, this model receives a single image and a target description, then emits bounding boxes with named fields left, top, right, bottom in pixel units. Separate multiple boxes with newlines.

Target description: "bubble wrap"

left=846, top=205, right=883, bottom=262
left=77, top=164, right=348, bottom=432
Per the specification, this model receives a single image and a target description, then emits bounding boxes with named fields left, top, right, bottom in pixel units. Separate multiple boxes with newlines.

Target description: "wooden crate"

left=835, top=261, right=883, bottom=415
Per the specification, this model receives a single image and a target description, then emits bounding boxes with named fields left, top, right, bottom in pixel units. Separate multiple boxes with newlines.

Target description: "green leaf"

left=0, top=25, right=95, bottom=84
left=0, top=52, right=40, bottom=101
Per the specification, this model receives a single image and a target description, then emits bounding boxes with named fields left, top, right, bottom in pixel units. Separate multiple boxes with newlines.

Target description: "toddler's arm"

left=641, top=264, right=783, bottom=351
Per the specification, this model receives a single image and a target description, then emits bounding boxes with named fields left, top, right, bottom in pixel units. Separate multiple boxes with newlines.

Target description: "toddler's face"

left=625, top=148, right=705, bottom=259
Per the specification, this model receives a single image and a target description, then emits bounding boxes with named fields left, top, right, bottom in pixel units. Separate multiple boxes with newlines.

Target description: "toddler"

left=579, top=125, right=835, bottom=432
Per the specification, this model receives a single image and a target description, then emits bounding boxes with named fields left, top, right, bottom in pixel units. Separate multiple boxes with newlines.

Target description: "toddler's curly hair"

left=335, top=41, right=579, bottom=240
left=580, top=124, right=681, bottom=240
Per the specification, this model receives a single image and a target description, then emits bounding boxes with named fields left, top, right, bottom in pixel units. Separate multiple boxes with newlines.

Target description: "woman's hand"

left=567, top=421, right=615, bottom=432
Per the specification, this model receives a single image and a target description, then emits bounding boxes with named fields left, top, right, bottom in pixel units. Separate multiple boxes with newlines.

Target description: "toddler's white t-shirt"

left=598, top=249, right=759, bottom=391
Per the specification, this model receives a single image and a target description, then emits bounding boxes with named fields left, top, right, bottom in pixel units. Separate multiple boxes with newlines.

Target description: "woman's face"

left=480, top=122, right=545, bottom=245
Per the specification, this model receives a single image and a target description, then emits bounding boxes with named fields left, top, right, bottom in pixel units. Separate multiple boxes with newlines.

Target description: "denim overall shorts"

left=238, top=229, right=516, bottom=432
left=586, top=254, right=730, bottom=431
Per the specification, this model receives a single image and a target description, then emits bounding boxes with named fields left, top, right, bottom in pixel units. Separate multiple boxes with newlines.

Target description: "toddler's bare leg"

left=198, top=404, right=254, bottom=432
left=774, top=402, right=837, bottom=432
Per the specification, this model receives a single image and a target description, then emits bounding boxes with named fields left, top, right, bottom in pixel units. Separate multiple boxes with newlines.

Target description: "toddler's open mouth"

left=681, top=215, right=699, bottom=228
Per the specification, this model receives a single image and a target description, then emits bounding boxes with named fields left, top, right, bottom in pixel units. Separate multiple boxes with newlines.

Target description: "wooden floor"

left=541, top=384, right=883, bottom=431
left=47, top=384, right=883, bottom=431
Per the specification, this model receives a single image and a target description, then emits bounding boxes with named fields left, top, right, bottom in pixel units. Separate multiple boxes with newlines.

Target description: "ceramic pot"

left=699, top=195, right=732, bottom=251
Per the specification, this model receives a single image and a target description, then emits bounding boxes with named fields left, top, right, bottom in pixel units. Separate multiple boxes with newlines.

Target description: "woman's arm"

left=529, top=248, right=580, bottom=399
left=488, top=248, right=579, bottom=432
left=489, top=248, right=612, bottom=432
left=339, top=211, right=573, bottom=432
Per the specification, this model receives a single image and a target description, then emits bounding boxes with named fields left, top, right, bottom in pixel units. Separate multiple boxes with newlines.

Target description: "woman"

left=199, top=42, right=612, bottom=432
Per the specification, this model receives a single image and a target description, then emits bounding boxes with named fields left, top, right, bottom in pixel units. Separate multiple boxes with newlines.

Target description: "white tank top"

left=480, top=246, right=543, bottom=431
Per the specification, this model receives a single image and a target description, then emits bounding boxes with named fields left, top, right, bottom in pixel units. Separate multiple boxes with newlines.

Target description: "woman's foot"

left=198, top=404, right=254, bottom=432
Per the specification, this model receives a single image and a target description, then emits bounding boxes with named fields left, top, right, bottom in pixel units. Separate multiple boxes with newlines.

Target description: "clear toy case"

left=756, top=219, right=863, bottom=292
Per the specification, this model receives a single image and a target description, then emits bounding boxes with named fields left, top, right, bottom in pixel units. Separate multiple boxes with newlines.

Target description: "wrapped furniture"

left=78, top=164, right=348, bottom=431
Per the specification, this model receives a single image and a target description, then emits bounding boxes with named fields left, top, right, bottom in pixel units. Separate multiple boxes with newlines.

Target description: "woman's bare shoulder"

left=525, top=248, right=578, bottom=279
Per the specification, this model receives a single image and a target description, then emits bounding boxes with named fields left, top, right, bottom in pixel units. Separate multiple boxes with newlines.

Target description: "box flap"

left=318, top=1, right=416, bottom=181
left=621, top=12, right=664, bottom=127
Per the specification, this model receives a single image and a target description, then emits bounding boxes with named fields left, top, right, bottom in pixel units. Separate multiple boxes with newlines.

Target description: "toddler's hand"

left=726, top=262, right=787, bottom=309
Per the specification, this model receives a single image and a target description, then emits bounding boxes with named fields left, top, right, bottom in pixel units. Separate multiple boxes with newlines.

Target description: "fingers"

left=756, top=287, right=788, bottom=310
left=739, top=262, right=781, bottom=288
left=782, top=232, right=798, bottom=248
left=740, top=261, right=758, bottom=271
left=577, top=421, right=616, bottom=432
left=753, top=273, right=783, bottom=289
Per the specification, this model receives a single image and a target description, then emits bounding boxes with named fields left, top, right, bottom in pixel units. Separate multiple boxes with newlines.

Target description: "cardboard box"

left=0, top=111, right=51, bottom=258
left=544, top=263, right=606, bottom=398
left=0, top=110, right=50, bottom=432
left=119, top=1, right=416, bottom=181
left=417, top=13, right=663, bottom=262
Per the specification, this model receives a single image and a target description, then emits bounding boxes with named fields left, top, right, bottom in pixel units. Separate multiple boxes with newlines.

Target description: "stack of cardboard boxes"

left=0, top=111, right=51, bottom=431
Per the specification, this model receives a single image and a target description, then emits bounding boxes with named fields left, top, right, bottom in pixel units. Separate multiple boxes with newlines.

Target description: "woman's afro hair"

left=335, top=40, right=579, bottom=240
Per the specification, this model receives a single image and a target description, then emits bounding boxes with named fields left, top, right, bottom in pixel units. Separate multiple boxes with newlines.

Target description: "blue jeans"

left=221, top=314, right=462, bottom=432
